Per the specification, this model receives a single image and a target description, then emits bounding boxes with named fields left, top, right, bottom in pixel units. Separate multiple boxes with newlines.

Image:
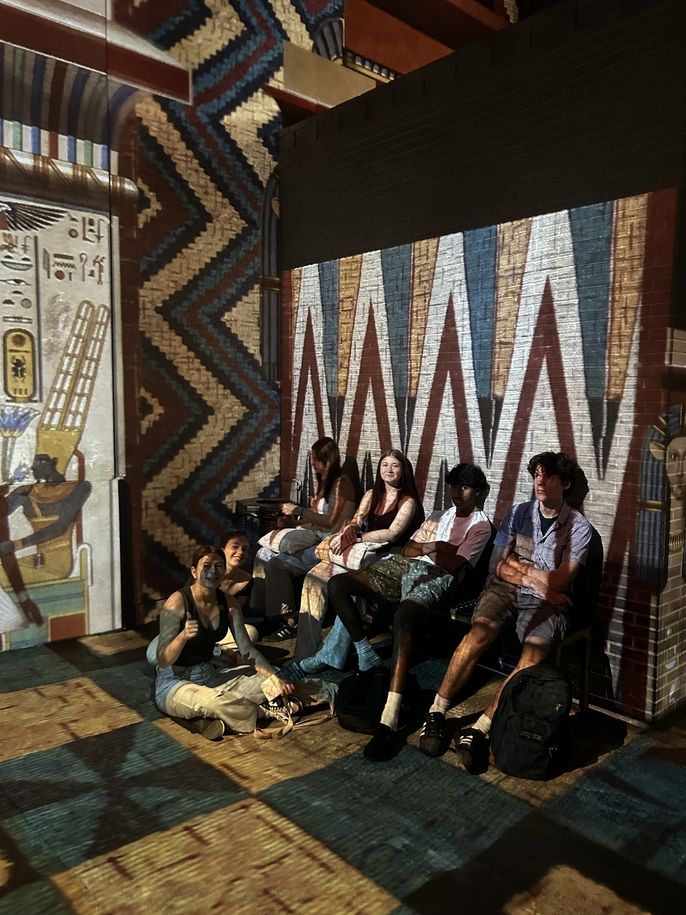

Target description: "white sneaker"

left=260, top=697, right=303, bottom=723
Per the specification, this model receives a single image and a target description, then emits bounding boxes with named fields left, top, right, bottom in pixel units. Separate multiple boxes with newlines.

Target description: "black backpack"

left=335, top=667, right=391, bottom=733
left=490, top=663, right=573, bottom=780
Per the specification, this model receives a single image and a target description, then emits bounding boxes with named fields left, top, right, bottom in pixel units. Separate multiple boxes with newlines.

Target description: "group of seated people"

left=151, top=437, right=593, bottom=773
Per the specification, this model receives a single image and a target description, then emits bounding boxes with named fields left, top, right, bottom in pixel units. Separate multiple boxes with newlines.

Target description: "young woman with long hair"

left=288, top=449, right=424, bottom=663
left=252, top=437, right=356, bottom=639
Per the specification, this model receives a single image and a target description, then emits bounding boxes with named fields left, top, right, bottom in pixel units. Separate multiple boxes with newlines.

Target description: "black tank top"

left=368, top=502, right=400, bottom=532
left=175, top=586, right=230, bottom=667
left=365, top=497, right=422, bottom=547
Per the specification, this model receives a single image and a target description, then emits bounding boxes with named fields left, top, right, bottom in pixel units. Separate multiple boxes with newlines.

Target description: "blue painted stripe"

left=381, top=245, right=411, bottom=399
left=569, top=202, right=613, bottom=399
left=464, top=226, right=497, bottom=398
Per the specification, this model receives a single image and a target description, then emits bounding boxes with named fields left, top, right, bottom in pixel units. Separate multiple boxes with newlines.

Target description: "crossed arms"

left=492, top=546, right=580, bottom=606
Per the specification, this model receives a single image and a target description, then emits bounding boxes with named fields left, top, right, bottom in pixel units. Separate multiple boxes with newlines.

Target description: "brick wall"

left=279, top=0, right=686, bottom=721
left=280, top=0, right=685, bottom=297
left=113, top=0, right=343, bottom=611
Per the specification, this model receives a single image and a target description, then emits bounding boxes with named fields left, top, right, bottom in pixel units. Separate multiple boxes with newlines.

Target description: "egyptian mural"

left=0, top=196, right=118, bottom=649
left=283, top=188, right=682, bottom=720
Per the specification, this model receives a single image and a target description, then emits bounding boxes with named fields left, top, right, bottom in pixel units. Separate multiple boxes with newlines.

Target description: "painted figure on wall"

left=0, top=451, right=91, bottom=582
left=665, top=435, right=686, bottom=499
left=665, top=428, right=686, bottom=581
left=0, top=298, right=110, bottom=641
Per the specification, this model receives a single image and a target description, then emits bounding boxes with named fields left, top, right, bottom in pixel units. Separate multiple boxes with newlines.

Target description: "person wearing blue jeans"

left=284, top=464, right=493, bottom=764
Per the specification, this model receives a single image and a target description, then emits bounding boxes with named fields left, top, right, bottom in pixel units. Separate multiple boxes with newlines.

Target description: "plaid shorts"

left=365, top=554, right=455, bottom=609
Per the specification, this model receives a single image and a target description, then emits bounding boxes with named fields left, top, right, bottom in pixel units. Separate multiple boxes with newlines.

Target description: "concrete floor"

left=0, top=626, right=684, bottom=914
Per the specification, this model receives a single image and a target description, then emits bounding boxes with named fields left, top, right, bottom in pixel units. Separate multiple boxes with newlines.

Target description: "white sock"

left=380, top=691, right=402, bottom=731
left=473, top=713, right=491, bottom=736
left=429, top=693, right=450, bottom=715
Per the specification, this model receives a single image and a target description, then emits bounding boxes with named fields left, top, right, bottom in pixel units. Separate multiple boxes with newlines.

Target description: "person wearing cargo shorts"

left=418, top=451, right=592, bottom=772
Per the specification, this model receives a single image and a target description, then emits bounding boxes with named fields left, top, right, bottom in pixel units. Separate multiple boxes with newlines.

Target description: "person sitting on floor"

left=293, top=449, right=424, bottom=660
left=418, top=450, right=592, bottom=772
left=215, top=529, right=260, bottom=650
left=251, top=436, right=356, bottom=639
left=157, top=530, right=257, bottom=659
left=285, top=464, right=492, bottom=752
left=153, top=544, right=295, bottom=740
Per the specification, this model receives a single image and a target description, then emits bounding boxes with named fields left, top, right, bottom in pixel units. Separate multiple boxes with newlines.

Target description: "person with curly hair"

left=418, top=451, right=592, bottom=772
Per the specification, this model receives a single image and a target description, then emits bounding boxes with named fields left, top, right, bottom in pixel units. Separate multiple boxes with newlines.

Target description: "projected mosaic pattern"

left=0, top=630, right=685, bottom=913
left=116, top=0, right=343, bottom=599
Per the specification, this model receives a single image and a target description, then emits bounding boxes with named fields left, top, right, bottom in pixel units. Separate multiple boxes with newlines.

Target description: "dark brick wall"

left=279, top=0, right=686, bottom=282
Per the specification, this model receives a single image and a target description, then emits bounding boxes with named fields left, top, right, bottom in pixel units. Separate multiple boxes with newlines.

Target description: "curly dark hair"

left=527, top=451, right=578, bottom=487
left=445, top=462, right=488, bottom=493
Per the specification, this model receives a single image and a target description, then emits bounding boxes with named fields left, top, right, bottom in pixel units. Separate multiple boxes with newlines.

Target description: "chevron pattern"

left=282, top=189, right=680, bottom=719
left=117, top=1, right=342, bottom=600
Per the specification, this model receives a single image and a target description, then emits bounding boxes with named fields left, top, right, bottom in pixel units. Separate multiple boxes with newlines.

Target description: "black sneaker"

left=363, top=725, right=403, bottom=762
left=454, top=727, right=489, bottom=773
left=418, top=712, right=448, bottom=757
left=192, top=718, right=225, bottom=741
left=172, top=716, right=225, bottom=741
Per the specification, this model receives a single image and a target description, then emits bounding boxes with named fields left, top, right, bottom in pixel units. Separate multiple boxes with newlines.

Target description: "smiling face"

left=224, top=534, right=249, bottom=569
left=192, top=552, right=226, bottom=589
left=533, top=464, right=568, bottom=511
left=451, top=483, right=478, bottom=517
left=379, top=455, right=403, bottom=487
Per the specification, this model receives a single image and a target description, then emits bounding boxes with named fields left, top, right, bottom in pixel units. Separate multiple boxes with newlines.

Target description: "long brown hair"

left=369, top=449, right=419, bottom=516
left=311, top=437, right=342, bottom=502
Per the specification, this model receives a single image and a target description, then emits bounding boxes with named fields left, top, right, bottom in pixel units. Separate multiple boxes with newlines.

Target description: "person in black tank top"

left=287, top=449, right=424, bottom=663
left=153, top=545, right=295, bottom=737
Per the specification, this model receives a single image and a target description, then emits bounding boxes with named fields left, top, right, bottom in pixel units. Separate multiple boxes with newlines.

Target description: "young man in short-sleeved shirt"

left=353, top=462, right=493, bottom=761
left=419, top=451, right=592, bottom=771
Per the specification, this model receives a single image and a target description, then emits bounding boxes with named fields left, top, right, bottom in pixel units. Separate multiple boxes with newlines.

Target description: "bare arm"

left=228, top=605, right=294, bottom=695
left=156, top=591, right=198, bottom=667
left=229, top=605, right=275, bottom=676
left=0, top=482, right=91, bottom=553
left=401, top=538, right=468, bottom=575
left=403, top=516, right=492, bottom=575
left=301, top=476, right=357, bottom=530
left=521, top=559, right=580, bottom=598
left=220, top=568, right=251, bottom=607
left=497, top=553, right=575, bottom=605
left=362, top=496, right=418, bottom=544
left=331, top=493, right=418, bottom=552
left=329, top=490, right=372, bottom=553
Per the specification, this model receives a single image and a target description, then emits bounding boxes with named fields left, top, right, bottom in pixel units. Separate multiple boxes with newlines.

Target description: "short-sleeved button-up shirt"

left=494, top=500, right=592, bottom=599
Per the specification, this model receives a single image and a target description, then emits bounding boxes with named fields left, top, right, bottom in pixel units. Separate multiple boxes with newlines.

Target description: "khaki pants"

left=159, top=663, right=267, bottom=734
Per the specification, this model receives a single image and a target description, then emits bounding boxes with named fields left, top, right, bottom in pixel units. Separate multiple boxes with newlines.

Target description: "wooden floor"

left=0, top=626, right=684, bottom=914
